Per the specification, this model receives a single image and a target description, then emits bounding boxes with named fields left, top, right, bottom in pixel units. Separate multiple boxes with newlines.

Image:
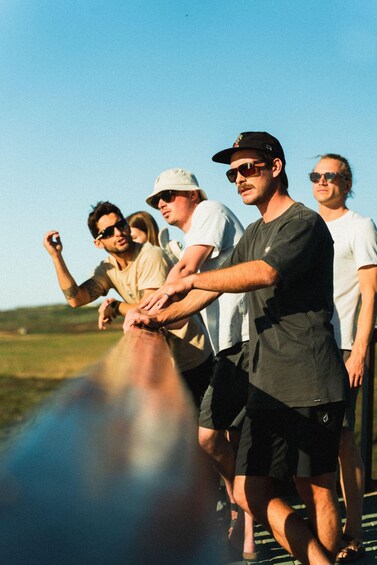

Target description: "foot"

left=335, top=534, right=365, bottom=563
left=243, top=550, right=259, bottom=563
left=228, top=502, right=238, bottom=539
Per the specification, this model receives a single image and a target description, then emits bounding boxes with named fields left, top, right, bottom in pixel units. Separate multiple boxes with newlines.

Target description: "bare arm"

left=165, top=245, right=213, bottom=282
left=43, top=230, right=102, bottom=307
left=98, top=288, right=158, bottom=330
left=123, top=288, right=219, bottom=333
left=125, top=259, right=278, bottom=332
left=141, top=259, right=279, bottom=312
left=346, top=265, right=377, bottom=387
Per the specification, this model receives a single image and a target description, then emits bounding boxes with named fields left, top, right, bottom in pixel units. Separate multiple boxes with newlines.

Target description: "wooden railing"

left=0, top=328, right=220, bottom=565
left=361, top=326, right=377, bottom=492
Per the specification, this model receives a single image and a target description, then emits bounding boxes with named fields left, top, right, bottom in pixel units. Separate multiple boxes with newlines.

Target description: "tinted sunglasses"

left=226, top=161, right=265, bottom=183
left=150, top=190, right=177, bottom=209
left=309, top=172, right=347, bottom=183
left=96, top=218, right=129, bottom=241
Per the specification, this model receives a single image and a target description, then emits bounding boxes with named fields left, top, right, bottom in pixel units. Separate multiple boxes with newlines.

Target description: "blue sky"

left=1, top=0, right=377, bottom=310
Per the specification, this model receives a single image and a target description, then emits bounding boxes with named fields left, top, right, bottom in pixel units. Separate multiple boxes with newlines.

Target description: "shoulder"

left=137, top=242, right=165, bottom=259
left=193, top=200, right=243, bottom=228
left=347, top=210, right=376, bottom=231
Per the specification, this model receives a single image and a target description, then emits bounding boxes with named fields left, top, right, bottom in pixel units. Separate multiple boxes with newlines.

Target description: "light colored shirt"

left=185, top=200, right=249, bottom=354
left=326, top=210, right=377, bottom=349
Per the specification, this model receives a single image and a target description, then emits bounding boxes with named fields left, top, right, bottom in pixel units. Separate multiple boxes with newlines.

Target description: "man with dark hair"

left=125, top=132, right=350, bottom=564
left=311, top=154, right=377, bottom=563
left=43, top=201, right=213, bottom=407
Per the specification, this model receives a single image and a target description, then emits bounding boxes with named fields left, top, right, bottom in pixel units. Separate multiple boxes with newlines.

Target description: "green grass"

left=0, top=331, right=121, bottom=378
left=0, top=304, right=123, bottom=449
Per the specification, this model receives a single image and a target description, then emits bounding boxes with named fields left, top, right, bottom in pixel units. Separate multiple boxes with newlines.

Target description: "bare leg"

left=295, top=472, right=343, bottom=559
left=198, top=426, right=237, bottom=509
left=199, top=426, right=257, bottom=556
left=338, top=428, right=365, bottom=540
left=234, top=475, right=333, bottom=565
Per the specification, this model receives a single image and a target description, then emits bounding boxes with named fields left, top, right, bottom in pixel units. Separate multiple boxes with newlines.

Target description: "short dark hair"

left=318, top=153, right=354, bottom=199
left=87, top=201, right=124, bottom=238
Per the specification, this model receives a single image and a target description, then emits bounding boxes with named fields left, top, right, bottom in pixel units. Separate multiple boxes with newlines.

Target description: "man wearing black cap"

left=125, top=132, right=349, bottom=564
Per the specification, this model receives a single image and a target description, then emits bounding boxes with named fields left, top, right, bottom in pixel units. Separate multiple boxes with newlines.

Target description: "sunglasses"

left=226, top=161, right=265, bottom=183
left=96, top=218, right=129, bottom=241
left=309, top=172, right=347, bottom=183
left=150, top=190, right=177, bottom=209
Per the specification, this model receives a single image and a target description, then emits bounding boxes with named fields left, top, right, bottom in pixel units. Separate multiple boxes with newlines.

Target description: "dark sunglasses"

left=150, top=190, right=177, bottom=209
left=226, top=161, right=265, bottom=183
left=309, top=172, right=347, bottom=183
left=96, top=218, right=129, bottom=241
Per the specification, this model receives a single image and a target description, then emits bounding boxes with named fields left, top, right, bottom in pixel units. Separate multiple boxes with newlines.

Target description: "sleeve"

left=91, top=261, right=113, bottom=296
left=353, top=218, right=377, bottom=269
left=136, top=247, right=170, bottom=291
left=184, top=202, right=227, bottom=259
left=262, top=217, right=326, bottom=283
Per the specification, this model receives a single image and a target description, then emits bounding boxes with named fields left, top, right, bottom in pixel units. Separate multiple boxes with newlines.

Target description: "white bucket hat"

left=146, top=168, right=208, bottom=209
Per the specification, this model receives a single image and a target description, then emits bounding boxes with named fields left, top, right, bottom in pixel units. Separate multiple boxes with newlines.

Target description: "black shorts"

left=181, top=354, right=213, bottom=409
left=198, top=341, right=249, bottom=430
left=235, top=402, right=345, bottom=480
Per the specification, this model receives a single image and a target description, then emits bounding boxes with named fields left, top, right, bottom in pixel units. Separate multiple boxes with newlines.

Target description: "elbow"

left=263, top=265, right=280, bottom=287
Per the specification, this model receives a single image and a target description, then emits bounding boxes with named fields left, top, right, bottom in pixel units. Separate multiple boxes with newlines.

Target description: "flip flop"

left=335, top=534, right=365, bottom=563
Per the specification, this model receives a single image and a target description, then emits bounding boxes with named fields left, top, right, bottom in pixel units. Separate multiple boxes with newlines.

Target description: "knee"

left=198, top=428, right=217, bottom=455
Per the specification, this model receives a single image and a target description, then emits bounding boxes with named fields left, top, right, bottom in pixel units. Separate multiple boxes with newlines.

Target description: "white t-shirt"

left=184, top=200, right=249, bottom=354
left=326, top=210, right=377, bottom=349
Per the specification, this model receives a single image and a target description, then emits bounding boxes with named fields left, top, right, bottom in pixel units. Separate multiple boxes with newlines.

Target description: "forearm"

left=50, top=255, right=91, bottom=307
left=352, top=294, right=377, bottom=361
left=165, top=261, right=192, bottom=283
left=189, top=260, right=279, bottom=293
left=154, top=289, right=219, bottom=325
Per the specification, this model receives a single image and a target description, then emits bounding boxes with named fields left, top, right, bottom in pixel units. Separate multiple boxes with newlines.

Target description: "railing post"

left=360, top=326, right=377, bottom=493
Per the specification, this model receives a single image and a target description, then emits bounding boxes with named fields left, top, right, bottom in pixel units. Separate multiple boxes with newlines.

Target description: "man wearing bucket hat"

left=125, top=132, right=350, bottom=564
left=145, top=168, right=254, bottom=560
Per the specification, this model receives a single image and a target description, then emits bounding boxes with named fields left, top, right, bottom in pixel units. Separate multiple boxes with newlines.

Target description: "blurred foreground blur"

left=0, top=327, right=220, bottom=564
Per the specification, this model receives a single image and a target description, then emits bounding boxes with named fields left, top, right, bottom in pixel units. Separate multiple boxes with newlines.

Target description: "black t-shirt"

left=224, top=203, right=349, bottom=409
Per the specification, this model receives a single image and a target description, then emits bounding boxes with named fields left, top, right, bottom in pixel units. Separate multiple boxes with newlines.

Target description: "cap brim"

left=212, top=148, right=236, bottom=164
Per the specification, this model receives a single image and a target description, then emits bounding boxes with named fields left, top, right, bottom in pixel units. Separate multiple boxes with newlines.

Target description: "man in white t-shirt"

left=311, top=154, right=377, bottom=563
left=145, top=168, right=254, bottom=560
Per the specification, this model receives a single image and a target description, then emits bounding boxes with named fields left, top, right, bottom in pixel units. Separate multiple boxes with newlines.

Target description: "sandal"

left=243, top=550, right=259, bottom=563
left=228, top=502, right=238, bottom=538
left=335, top=534, right=365, bottom=563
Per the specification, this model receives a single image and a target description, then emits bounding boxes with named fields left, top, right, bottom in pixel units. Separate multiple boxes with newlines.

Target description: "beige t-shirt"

left=92, top=242, right=212, bottom=371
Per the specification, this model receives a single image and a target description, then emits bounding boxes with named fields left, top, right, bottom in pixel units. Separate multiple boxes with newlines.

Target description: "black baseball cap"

left=212, top=131, right=286, bottom=164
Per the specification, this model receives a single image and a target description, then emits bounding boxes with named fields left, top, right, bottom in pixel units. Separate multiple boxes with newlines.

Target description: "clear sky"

left=1, top=0, right=376, bottom=310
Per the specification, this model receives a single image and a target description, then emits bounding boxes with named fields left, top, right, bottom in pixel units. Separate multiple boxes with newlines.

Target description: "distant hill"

left=0, top=304, right=123, bottom=334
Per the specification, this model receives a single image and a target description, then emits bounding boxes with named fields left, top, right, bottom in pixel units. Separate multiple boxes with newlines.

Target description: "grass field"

left=0, top=304, right=122, bottom=447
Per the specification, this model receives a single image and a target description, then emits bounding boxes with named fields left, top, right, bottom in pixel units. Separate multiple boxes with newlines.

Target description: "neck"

left=110, top=243, right=135, bottom=269
left=318, top=204, right=348, bottom=222
left=177, top=206, right=197, bottom=234
left=258, top=190, right=295, bottom=223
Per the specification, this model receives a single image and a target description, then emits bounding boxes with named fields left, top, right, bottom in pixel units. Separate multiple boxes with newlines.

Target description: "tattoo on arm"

left=62, top=283, right=79, bottom=300
left=81, top=279, right=103, bottom=301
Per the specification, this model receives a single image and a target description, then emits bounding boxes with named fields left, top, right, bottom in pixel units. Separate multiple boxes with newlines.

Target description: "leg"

left=198, top=426, right=236, bottom=509
left=234, top=475, right=333, bottom=565
left=295, top=472, right=343, bottom=560
left=338, top=427, right=365, bottom=541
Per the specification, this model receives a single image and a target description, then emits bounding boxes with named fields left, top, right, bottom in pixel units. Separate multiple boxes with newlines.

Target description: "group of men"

left=44, top=131, right=377, bottom=565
